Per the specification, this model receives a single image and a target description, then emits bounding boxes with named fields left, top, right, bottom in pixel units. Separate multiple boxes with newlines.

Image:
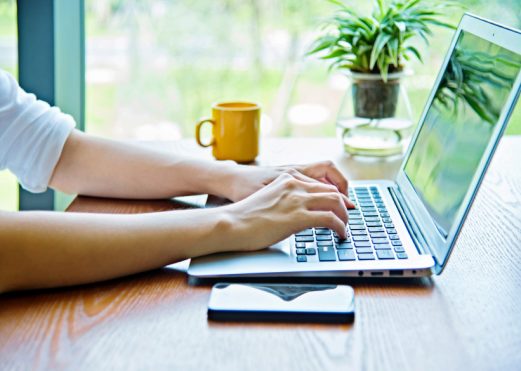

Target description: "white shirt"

left=0, top=69, right=75, bottom=193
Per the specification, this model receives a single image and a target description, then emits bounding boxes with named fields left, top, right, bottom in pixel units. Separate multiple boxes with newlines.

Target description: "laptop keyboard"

left=294, top=186, right=408, bottom=263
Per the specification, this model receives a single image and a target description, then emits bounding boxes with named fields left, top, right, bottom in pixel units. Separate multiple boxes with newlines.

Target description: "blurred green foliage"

left=81, top=0, right=521, bottom=138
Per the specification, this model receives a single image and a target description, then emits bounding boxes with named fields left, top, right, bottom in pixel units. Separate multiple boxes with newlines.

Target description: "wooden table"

left=1, top=137, right=521, bottom=371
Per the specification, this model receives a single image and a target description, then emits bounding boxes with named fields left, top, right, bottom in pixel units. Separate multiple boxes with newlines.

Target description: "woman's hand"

left=223, top=160, right=353, bottom=204
left=220, top=172, right=352, bottom=252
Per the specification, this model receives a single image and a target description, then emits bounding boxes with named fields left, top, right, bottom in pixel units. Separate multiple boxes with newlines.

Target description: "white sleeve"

left=0, top=69, right=75, bottom=193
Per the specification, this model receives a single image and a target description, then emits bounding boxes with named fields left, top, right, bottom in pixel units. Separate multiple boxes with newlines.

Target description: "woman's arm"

left=49, top=130, right=240, bottom=200
left=49, top=130, right=354, bottom=204
left=0, top=174, right=348, bottom=293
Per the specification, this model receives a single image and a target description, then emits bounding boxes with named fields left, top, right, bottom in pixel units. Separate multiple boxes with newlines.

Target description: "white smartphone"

left=207, top=283, right=355, bottom=323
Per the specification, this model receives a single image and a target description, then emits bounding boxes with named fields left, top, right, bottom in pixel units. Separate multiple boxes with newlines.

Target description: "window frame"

left=16, top=0, right=85, bottom=211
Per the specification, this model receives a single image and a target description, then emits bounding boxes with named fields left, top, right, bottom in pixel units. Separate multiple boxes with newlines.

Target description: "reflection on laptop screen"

left=404, top=31, right=521, bottom=236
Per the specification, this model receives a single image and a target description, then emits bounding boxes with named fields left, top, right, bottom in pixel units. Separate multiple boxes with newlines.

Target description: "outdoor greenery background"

left=0, top=0, right=520, bottom=210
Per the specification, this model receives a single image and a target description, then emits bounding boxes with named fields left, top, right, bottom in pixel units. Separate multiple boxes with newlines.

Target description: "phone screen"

left=208, top=283, right=355, bottom=323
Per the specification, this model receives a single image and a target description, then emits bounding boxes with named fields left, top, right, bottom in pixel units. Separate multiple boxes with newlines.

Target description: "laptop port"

left=371, top=271, right=384, bottom=276
left=389, top=270, right=404, bottom=276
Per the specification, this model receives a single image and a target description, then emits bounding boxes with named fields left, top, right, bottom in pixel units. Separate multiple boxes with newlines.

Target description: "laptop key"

left=350, top=225, right=367, bottom=230
left=363, top=212, right=379, bottom=217
left=338, top=249, right=356, bottom=261
left=352, top=230, right=368, bottom=236
left=296, top=229, right=314, bottom=236
left=296, top=248, right=306, bottom=255
left=353, top=236, right=370, bottom=241
left=391, top=240, right=403, bottom=246
left=386, top=228, right=397, bottom=234
left=318, top=246, right=337, bottom=261
left=295, top=242, right=306, bottom=248
left=357, top=253, right=375, bottom=260
left=354, top=241, right=371, bottom=247
left=296, top=256, right=307, bottom=262
left=365, top=217, right=380, bottom=222
left=389, top=235, right=400, bottom=240
left=336, top=242, right=354, bottom=249
left=376, top=250, right=395, bottom=260
left=374, top=243, right=392, bottom=250
left=356, top=248, right=373, bottom=254
left=384, top=223, right=394, bottom=228
left=317, top=241, right=333, bottom=247
left=295, top=236, right=314, bottom=242
left=368, top=227, right=385, bottom=232
left=316, top=235, right=332, bottom=241
left=394, top=246, right=405, bottom=253
left=315, top=229, right=332, bottom=235
left=396, top=252, right=408, bottom=259
left=366, top=222, right=382, bottom=227
left=349, top=219, right=365, bottom=225
left=372, top=238, right=389, bottom=244
left=306, top=247, right=317, bottom=255
left=370, top=232, right=387, bottom=238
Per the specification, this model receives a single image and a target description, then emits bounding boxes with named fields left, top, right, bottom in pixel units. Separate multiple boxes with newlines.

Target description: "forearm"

left=49, top=130, right=237, bottom=199
left=0, top=208, right=234, bottom=293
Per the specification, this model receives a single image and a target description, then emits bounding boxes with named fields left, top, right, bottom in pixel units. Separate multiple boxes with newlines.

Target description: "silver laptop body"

left=188, top=14, right=521, bottom=280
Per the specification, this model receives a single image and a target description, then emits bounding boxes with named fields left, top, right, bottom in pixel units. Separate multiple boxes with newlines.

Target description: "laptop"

left=188, top=14, right=521, bottom=280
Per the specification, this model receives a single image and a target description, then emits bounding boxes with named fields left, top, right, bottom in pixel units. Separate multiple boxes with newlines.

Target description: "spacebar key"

left=318, top=246, right=337, bottom=261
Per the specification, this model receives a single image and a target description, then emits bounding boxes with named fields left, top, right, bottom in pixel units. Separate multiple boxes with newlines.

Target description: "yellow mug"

left=195, top=101, right=260, bottom=163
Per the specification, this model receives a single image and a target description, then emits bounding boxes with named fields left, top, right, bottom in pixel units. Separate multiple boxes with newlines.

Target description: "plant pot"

left=336, top=70, right=414, bottom=157
left=352, top=75, right=400, bottom=119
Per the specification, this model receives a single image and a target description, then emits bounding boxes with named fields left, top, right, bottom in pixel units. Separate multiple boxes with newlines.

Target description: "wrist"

left=190, top=205, right=243, bottom=256
left=204, top=161, right=242, bottom=200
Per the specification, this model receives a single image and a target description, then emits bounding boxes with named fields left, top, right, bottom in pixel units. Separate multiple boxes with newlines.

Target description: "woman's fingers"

left=297, top=180, right=356, bottom=209
left=299, top=161, right=349, bottom=196
left=306, top=210, right=347, bottom=239
left=305, top=192, right=348, bottom=226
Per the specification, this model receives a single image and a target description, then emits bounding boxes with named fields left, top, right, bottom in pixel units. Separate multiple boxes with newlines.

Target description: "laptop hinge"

left=388, top=186, right=430, bottom=256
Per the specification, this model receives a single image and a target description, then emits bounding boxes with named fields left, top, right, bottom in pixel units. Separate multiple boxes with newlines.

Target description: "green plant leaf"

left=377, top=53, right=389, bottom=81
left=374, top=0, right=385, bottom=18
left=321, top=48, right=348, bottom=59
left=403, top=0, right=422, bottom=10
left=387, top=37, right=399, bottom=66
left=327, top=0, right=357, bottom=14
left=307, top=35, right=338, bottom=55
left=370, top=33, right=392, bottom=69
left=405, top=45, right=423, bottom=63
left=420, top=18, right=457, bottom=30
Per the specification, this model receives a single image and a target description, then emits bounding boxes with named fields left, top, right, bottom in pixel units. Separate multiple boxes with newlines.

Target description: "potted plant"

left=308, top=0, right=456, bottom=123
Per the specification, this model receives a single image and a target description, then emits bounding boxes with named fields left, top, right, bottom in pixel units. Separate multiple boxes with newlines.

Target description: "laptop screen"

left=404, top=30, right=521, bottom=236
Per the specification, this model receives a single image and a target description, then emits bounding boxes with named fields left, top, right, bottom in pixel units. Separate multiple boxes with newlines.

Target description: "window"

left=0, top=0, right=18, bottom=211
left=85, top=0, right=521, bottom=141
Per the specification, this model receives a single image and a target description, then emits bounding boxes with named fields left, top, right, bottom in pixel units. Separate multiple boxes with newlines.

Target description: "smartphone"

left=207, top=283, right=355, bottom=323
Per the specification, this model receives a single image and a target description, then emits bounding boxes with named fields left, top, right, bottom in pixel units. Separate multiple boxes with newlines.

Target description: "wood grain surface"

left=1, top=137, right=521, bottom=371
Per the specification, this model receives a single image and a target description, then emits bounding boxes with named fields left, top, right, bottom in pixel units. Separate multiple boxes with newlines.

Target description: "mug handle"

left=195, top=118, right=216, bottom=148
